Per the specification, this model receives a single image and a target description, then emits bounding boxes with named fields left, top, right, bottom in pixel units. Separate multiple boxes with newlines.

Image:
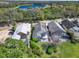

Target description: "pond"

left=19, top=5, right=29, bottom=9
left=18, top=3, right=45, bottom=9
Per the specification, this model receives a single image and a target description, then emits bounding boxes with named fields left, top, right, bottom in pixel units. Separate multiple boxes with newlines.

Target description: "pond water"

left=18, top=3, right=45, bottom=9
left=19, top=6, right=29, bottom=9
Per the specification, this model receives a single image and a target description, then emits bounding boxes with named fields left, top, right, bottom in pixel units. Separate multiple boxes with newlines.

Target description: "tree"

left=5, top=38, right=27, bottom=49
left=0, top=38, right=27, bottom=58
left=30, top=40, right=46, bottom=57
left=66, top=30, right=77, bottom=43
left=46, top=44, right=57, bottom=54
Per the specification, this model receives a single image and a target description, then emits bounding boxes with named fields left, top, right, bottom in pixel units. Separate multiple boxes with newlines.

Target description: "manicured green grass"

left=58, top=42, right=79, bottom=58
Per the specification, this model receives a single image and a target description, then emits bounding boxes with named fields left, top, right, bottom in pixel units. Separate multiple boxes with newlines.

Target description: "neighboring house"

left=12, top=23, right=31, bottom=44
left=61, top=20, right=79, bottom=32
left=68, top=18, right=76, bottom=22
left=67, top=18, right=79, bottom=27
left=55, top=18, right=63, bottom=23
left=72, top=19, right=79, bottom=27
left=32, top=22, right=49, bottom=42
left=48, top=21, right=69, bottom=42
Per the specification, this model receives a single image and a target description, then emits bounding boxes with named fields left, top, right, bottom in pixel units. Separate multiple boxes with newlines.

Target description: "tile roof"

left=32, top=22, right=49, bottom=42
left=33, top=22, right=47, bottom=36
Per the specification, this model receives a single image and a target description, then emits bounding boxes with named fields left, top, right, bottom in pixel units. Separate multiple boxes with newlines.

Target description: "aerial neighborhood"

left=9, top=18, right=78, bottom=44
left=1, top=18, right=79, bottom=45
left=0, top=1, right=79, bottom=58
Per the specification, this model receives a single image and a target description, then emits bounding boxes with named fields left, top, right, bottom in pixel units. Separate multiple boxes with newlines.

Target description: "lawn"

left=58, top=42, right=79, bottom=58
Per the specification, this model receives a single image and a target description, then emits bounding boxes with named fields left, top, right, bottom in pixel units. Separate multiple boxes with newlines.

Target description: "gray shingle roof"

left=48, top=21, right=64, bottom=35
left=73, top=20, right=78, bottom=24
left=73, top=20, right=79, bottom=27
left=48, top=21, right=69, bottom=42
left=61, top=20, right=76, bottom=29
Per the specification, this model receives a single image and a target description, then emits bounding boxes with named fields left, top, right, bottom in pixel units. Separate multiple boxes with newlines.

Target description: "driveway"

left=0, top=27, right=10, bottom=43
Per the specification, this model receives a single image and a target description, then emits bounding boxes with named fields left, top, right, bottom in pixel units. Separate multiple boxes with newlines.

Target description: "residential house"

left=72, top=19, right=79, bottom=27
left=48, top=21, right=69, bottom=42
left=12, top=23, right=31, bottom=44
left=68, top=18, right=76, bottom=22
left=32, top=22, right=49, bottom=42
left=61, top=20, right=79, bottom=32
left=55, top=18, right=63, bottom=23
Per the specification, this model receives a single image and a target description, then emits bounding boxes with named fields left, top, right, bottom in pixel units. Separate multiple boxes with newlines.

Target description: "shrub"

left=32, top=38, right=39, bottom=42
left=46, top=44, right=57, bottom=54
left=30, top=41, right=39, bottom=49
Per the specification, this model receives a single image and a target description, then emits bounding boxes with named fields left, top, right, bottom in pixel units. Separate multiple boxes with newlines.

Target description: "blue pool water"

left=19, top=6, right=29, bottom=9
left=18, top=3, right=45, bottom=9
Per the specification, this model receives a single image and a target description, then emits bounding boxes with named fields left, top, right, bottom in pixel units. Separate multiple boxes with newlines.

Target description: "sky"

left=2, top=0, right=79, bottom=1
left=24, top=0, right=79, bottom=1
